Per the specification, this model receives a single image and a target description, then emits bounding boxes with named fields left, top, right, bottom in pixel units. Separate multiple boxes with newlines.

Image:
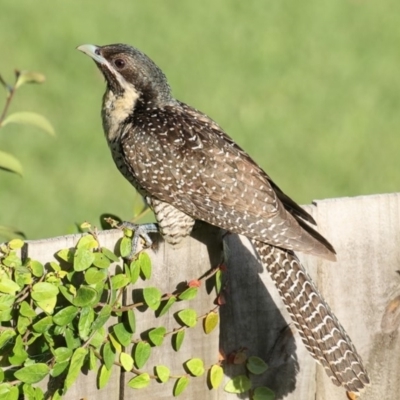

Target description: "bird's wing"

left=122, top=103, right=335, bottom=260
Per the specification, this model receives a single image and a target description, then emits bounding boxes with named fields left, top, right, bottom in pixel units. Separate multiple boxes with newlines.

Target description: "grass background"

left=0, top=0, right=399, bottom=240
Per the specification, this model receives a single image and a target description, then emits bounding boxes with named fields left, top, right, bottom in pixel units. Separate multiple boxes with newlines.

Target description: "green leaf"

left=209, top=364, right=223, bottom=389
left=32, top=316, right=53, bottom=333
left=73, top=285, right=97, bottom=307
left=120, top=352, right=134, bottom=372
left=2, top=253, right=22, bottom=267
left=98, top=364, right=112, bottom=389
left=35, top=296, right=57, bottom=314
left=93, top=252, right=111, bottom=269
left=113, top=323, right=132, bottom=347
left=224, top=375, right=251, bottom=394
left=102, top=342, right=115, bottom=370
left=128, top=373, right=150, bottom=389
left=204, top=311, right=219, bottom=334
left=0, top=330, right=16, bottom=349
left=158, top=296, right=176, bottom=317
left=215, top=270, right=222, bottom=294
left=15, top=70, right=46, bottom=88
left=133, top=341, right=151, bottom=369
left=78, top=306, right=94, bottom=340
left=1, top=112, right=55, bottom=136
left=176, top=309, right=197, bottom=327
left=91, top=304, right=112, bottom=332
left=85, top=267, right=107, bottom=285
left=8, top=239, right=24, bottom=249
left=73, top=248, right=95, bottom=271
left=0, top=150, right=23, bottom=175
left=64, top=347, right=88, bottom=390
left=89, top=327, right=105, bottom=349
left=54, top=347, right=73, bottom=363
left=89, top=348, right=97, bottom=370
left=172, top=330, right=185, bottom=352
left=17, top=315, right=30, bottom=335
left=9, top=335, right=28, bottom=366
left=59, top=285, right=74, bottom=304
left=154, top=365, right=170, bottom=383
left=56, top=249, right=74, bottom=263
left=0, top=384, right=18, bottom=400
left=129, top=259, right=141, bottom=284
left=31, top=282, right=58, bottom=301
left=148, top=326, right=166, bottom=346
left=29, top=260, right=43, bottom=277
left=253, top=387, right=275, bottom=400
left=110, top=273, right=130, bottom=290
left=77, top=234, right=98, bottom=250
left=22, top=383, right=36, bottom=399
left=185, top=358, right=204, bottom=377
left=64, top=327, right=81, bottom=350
left=247, top=356, right=268, bottom=375
left=14, top=363, right=49, bottom=384
left=173, top=376, right=189, bottom=396
left=101, top=247, right=119, bottom=262
left=120, top=237, right=131, bottom=258
left=0, top=278, right=20, bottom=294
left=139, top=252, right=152, bottom=279
left=0, top=294, right=15, bottom=311
left=53, top=306, right=79, bottom=326
left=143, top=287, right=162, bottom=310
left=123, top=310, right=136, bottom=333
left=178, top=287, right=198, bottom=301
left=51, top=361, right=69, bottom=378
left=108, top=333, right=122, bottom=353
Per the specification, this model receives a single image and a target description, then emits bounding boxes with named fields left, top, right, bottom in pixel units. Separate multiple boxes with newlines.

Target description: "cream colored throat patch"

left=103, top=82, right=140, bottom=141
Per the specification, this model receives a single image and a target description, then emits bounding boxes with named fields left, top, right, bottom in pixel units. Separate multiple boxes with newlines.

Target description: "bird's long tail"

left=252, top=240, right=370, bottom=393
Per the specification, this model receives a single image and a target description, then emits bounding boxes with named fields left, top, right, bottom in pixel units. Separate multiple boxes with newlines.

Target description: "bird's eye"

left=113, top=58, right=126, bottom=69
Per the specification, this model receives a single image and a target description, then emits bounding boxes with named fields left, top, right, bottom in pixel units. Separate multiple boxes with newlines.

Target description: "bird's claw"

left=105, top=218, right=158, bottom=260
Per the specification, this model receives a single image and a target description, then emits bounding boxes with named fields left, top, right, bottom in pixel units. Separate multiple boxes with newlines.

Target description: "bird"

left=78, top=43, right=370, bottom=393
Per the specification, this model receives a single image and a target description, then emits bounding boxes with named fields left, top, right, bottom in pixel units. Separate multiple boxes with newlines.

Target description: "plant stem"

left=0, top=81, right=16, bottom=125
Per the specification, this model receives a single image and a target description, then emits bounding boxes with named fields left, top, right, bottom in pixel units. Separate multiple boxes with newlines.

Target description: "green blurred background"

left=0, top=0, right=399, bottom=240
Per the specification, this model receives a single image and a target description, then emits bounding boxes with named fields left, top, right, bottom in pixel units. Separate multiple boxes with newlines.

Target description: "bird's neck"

left=101, top=84, right=139, bottom=142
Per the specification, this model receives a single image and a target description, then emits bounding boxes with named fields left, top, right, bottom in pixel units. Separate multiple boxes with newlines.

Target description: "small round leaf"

left=133, top=342, right=151, bottom=369
left=173, top=376, right=189, bottom=396
left=176, top=309, right=197, bottom=327
left=154, top=365, right=170, bottom=383
left=247, top=356, right=268, bottom=375
left=253, top=386, right=275, bottom=400
left=143, top=287, right=162, bottom=310
left=14, top=363, right=49, bottom=384
left=224, top=375, right=251, bottom=394
left=185, top=358, right=204, bottom=377
left=204, top=311, right=219, bottom=334
left=128, top=373, right=150, bottom=389
left=209, top=364, right=223, bottom=389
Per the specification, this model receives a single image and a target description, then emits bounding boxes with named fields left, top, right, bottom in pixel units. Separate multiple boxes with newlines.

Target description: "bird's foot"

left=105, top=218, right=159, bottom=260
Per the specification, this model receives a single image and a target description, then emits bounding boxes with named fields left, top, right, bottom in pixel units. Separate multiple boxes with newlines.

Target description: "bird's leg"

left=105, top=217, right=159, bottom=259
left=118, top=222, right=159, bottom=259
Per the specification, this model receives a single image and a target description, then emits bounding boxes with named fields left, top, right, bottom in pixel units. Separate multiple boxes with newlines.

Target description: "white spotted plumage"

left=79, top=43, right=370, bottom=394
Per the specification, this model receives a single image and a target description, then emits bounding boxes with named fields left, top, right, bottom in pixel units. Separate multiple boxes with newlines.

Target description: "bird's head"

left=77, top=43, right=173, bottom=107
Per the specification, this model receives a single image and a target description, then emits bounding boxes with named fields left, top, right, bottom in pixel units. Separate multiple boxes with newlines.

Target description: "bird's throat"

left=102, top=84, right=140, bottom=142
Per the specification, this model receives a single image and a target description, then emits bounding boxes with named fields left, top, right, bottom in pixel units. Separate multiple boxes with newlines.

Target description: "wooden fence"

left=14, top=193, right=400, bottom=399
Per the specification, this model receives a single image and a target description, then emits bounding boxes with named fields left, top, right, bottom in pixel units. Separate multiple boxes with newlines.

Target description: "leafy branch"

left=0, top=69, right=55, bottom=241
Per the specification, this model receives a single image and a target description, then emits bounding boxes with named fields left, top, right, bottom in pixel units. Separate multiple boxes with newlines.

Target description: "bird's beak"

left=77, top=44, right=107, bottom=66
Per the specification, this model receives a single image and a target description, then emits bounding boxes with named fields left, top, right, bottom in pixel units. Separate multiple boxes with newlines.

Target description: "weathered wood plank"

left=5, top=193, right=400, bottom=399
left=221, top=193, right=400, bottom=400
left=23, top=223, right=223, bottom=399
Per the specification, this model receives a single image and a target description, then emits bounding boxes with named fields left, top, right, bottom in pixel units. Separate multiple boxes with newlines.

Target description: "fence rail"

left=10, top=192, right=400, bottom=399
